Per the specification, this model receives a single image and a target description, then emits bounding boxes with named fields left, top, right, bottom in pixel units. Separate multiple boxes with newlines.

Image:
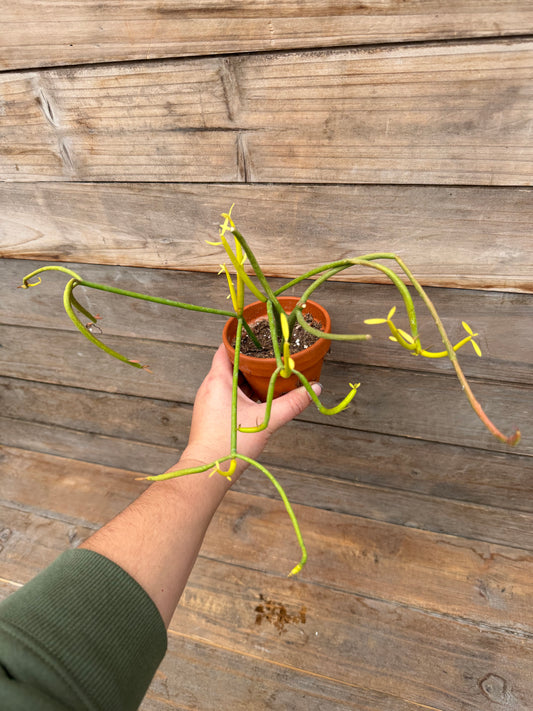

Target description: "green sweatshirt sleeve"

left=0, top=548, right=167, bottom=711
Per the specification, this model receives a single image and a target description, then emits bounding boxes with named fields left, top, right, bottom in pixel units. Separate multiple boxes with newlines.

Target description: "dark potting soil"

left=236, top=313, right=323, bottom=358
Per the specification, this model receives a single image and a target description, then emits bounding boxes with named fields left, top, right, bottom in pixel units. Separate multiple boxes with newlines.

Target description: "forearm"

left=80, top=458, right=230, bottom=628
left=80, top=346, right=318, bottom=629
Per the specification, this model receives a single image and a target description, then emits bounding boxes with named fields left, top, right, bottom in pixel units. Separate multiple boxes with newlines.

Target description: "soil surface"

left=236, top=313, right=323, bottom=358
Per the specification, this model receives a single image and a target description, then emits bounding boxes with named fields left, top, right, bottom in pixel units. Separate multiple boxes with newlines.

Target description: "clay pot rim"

left=222, top=296, right=331, bottom=366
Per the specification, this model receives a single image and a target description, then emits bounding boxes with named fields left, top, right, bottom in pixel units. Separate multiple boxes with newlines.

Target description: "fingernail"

left=311, top=382, right=322, bottom=396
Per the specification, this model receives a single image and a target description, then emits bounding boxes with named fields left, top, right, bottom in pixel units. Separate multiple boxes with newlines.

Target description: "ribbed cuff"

left=0, top=548, right=167, bottom=711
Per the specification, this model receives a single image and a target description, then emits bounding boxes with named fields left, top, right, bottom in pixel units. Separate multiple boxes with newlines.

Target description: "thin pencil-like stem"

left=394, top=256, right=521, bottom=446
left=63, top=279, right=147, bottom=369
left=266, top=300, right=283, bottom=366
left=234, top=455, right=307, bottom=576
left=295, top=308, right=370, bottom=341
left=21, top=265, right=84, bottom=287
left=78, top=279, right=237, bottom=318
left=142, top=451, right=307, bottom=576
left=230, top=318, right=243, bottom=456
left=238, top=367, right=283, bottom=433
left=232, top=229, right=282, bottom=310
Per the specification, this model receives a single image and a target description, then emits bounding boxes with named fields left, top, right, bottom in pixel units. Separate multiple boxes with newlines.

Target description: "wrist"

left=153, top=455, right=232, bottom=512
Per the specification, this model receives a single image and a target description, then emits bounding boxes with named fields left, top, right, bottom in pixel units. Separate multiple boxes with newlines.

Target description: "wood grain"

left=2, top=41, right=533, bottom=185
left=3, top=1, right=533, bottom=71
left=148, top=633, right=421, bottom=711
left=2, top=382, right=533, bottom=512
left=1, top=185, right=532, bottom=292
left=1, top=324, right=528, bottom=455
left=0, top=580, right=516, bottom=711
left=2, top=7, right=532, bottom=710
left=2, top=443, right=533, bottom=553
left=3, top=453, right=533, bottom=634
left=171, top=559, right=533, bottom=711
left=4, top=260, right=532, bottom=381
left=1, top=486, right=533, bottom=710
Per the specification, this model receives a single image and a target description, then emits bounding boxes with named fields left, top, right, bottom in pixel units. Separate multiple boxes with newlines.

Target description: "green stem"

left=234, top=455, right=307, bottom=576
left=69, top=291, right=100, bottom=325
left=21, top=265, right=84, bottom=287
left=296, top=266, right=348, bottom=305
left=295, top=308, right=370, bottom=342
left=392, top=257, right=521, bottom=446
left=143, top=451, right=307, bottom=576
left=266, top=300, right=283, bottom=366
left=294, top=370, right=359, bottom=416
left=231, top=318, right=243, bottom=456
left=241, top=318, right=263, bottom=350
left=78, top=279, right=237, bottom=318
left=238, top=367, right=283, bottom=433
left=63, top=279, right=145, bottom=368
left=274, top=262, right=354, bottom=295
left=276, top=257, right=420, bottom=341
left=285, top=265, right=348, bottom=332
left=232, top=229, right=282, bottom=308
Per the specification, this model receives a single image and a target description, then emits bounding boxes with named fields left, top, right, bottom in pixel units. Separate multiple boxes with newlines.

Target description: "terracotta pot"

left=222, top=296, right=331, bottom=401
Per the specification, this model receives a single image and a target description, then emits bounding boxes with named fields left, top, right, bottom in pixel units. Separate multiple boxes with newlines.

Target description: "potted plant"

left=18, top=205, right=521, bottom=575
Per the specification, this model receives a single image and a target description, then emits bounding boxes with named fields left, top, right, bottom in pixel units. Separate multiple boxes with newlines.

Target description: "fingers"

left=210, top=344, right=232, bottom=375
left=268, top=382, right=322, bottom=431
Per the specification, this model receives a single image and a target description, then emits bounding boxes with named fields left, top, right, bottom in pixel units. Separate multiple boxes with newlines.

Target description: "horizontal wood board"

left=2, top=9, right=532, bottom=710
left=3, top=260, right=532, bottom=380
left=1, top=324, right=528, bottom=455
left=2, top=442, right=533, bottom=553
left=3, top=41, right=533, bottom=184
left=1, top=447, right=533, bottom=710
left=3, top=1, right=533, bottom=70
left=2, top=379, right=532, bottom=510
left=1, top=185, right=532, bottom=292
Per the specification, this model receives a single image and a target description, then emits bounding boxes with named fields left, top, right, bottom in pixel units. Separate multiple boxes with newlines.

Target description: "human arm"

left=79, top=344, right=320, bottom=627
left=0, top=345, right=319, bottom=710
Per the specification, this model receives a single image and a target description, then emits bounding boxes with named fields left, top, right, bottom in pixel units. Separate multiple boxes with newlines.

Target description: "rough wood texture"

left=3, top=443, right=533, bottom=552
left=2, top=380, right=532, bottom=510
left=1, top=186, right=532, bottom=292
left=1, top=324, right=528, bottom=455
left=2, top=7, right=532, bottom=710
left=2, top=448, right=533, bottom=710
left=4, top=260, right=532, bottom=379
left=2, top=41, right=533, bottom=185
left=3, top=1, right=533, bottom=71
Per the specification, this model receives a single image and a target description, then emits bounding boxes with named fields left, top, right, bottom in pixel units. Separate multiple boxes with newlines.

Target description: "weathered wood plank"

left=3, top=443, right=533, bottom=553
left=172, top=558, right=533, bottom=711
left=2, top=383, right=533, bottom=512
left=0, top=325, right=528, bottom=455
left=146, top=634, right=422, bottom=711
left=3, top=1, right=533, bottom=71
left=0, top=63, right=238, bottom=182
left=1, top=499, right=533, bottom=710
left=2, top=41, right=533, bottom=185
left=3, top=469, right=533, bottom=643
left=2, top=450, right=533, bottom=634
left=4, top=259, right=532, bottom=379
left=8, top=577, right=402, bottom=711
left=2, top=183, right=532, bottom=292
left=0, top=579, right=504, bottom=711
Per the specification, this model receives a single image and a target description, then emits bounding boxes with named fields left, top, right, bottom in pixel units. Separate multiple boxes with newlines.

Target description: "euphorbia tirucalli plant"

left=19, top=205, right=521, bottom=575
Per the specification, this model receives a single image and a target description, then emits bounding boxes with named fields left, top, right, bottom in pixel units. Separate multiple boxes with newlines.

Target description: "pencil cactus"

left=19, top=206, right=521, bottom=575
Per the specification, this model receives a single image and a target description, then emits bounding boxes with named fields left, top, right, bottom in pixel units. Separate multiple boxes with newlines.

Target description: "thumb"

left=268, top=382, right=322, bottom=432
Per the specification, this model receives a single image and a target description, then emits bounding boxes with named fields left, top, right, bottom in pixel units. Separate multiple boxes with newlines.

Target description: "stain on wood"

left=254, top=593, right=307, bottom=634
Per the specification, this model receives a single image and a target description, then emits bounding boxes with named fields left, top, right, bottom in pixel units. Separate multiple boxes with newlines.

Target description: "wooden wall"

left=1, top=4, right=533, bottom=710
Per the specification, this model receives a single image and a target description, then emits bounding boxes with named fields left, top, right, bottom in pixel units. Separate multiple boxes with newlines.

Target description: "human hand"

left=179, top=344, right=321, bottom=482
